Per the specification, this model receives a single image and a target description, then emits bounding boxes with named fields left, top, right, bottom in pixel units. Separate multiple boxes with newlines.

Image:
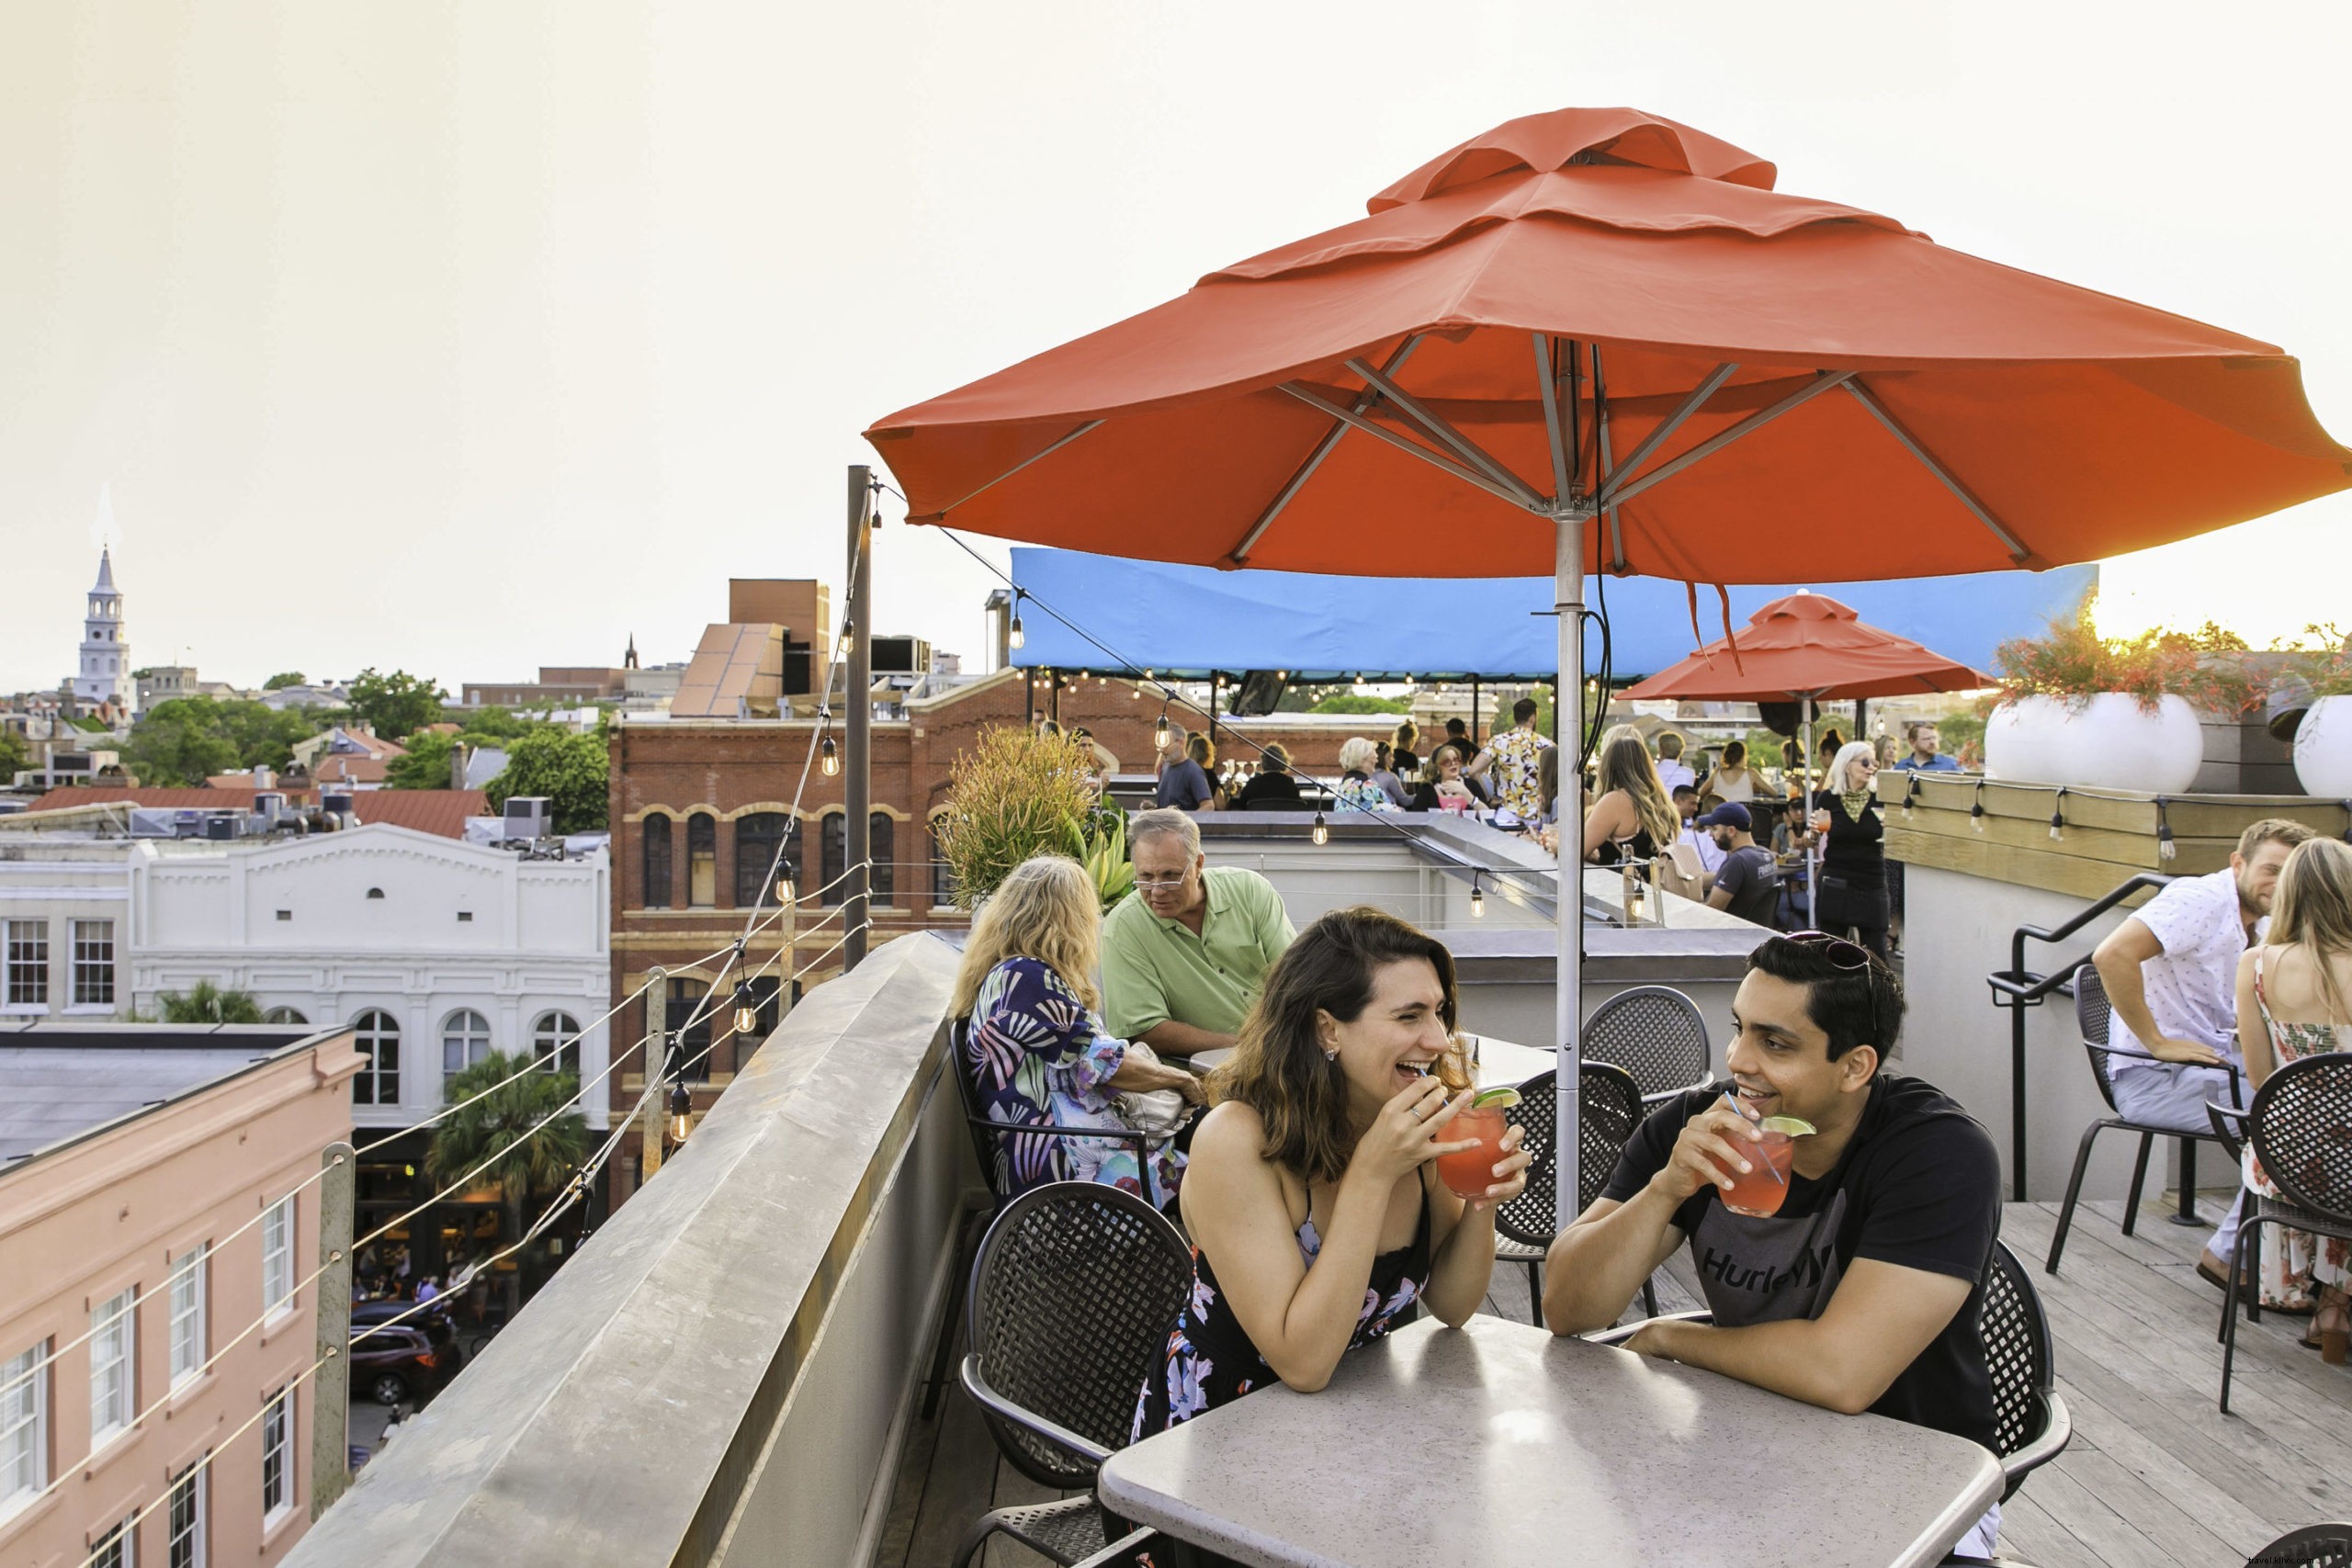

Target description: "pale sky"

left=3, top=2, right=2346, bottom=695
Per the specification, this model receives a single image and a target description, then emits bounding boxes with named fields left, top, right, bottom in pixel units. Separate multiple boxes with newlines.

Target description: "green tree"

left=348, top=668, right=447, bottom=741
left=1309, top=694, right=1413, bottom=716
left=122, top=699, right=242, bottom=785
left=484, top=727, right=607, bottom=831
left=458, top=705, right=537, bottom=741
left=0, top=729, right=27, bottom=786
left=424, top=1052, right=588, bottom=1314
left=262, top=671, right=306, bottom=691
left=384, top=731, right=458, bottom=791
left=157, top=980, right=265, bottom=1023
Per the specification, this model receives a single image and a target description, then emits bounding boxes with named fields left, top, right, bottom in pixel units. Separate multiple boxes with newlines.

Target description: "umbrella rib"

left=1535, top=334, right=1572, bottom=506
left=1344, top=356, right=1544, bottom=509
left=1228, top=337, right=1420, bottom=567
left=929, top=419, right=1103, bottom=517
left=1593, top=344, right=1625, bottom=570
left=1604, top=371, right=1859, bottom=510
left=1275, top=382, right=1543, bottom=513
left=1844, top=379, right=2032, bottom=565
left=1592, top=362, right=1738, bottom=510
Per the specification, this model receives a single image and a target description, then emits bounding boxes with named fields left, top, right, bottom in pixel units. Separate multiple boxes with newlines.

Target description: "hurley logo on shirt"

left=1698, top=1236, right=1837, bottom=1294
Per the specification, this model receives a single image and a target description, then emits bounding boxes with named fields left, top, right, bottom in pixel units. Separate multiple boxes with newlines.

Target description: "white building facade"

left=123, top=826, right=613, bottom=1131
left=0, top=843, right=130, bottom=1021
left=71, top=547, right=132, bottom=711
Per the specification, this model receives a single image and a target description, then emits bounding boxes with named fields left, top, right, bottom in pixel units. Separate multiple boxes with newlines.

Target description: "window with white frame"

left=531, top=1011, right=581, bottom=1077
left=90, top=1515, right=135, bottom=1568
left=1, top=1341, right=47, bottom=1512
left=440, top=1009, right=491, bottom=1091
left=89, top=1287, right=136, bottom=1446
left=167, top=1245, right=208, bottom=1388
left=351, top=1010, right=401, bottom=1106
left=71, top=919, right=115, bottom=1007
left=167, top=1462, right=206, bottom=1568
left=261, top=1006, right=307, bottom=1025
left=261, top=1198, right=294, bottom=1319
left=2, top=920, right=46, bottom=1008
left=260, top=1388, right=291, bottom=1523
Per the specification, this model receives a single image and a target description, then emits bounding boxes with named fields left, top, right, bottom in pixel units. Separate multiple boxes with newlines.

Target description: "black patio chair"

left=2045, top=962, right=2245, bottom=1273
left=1590, top=1240, right=2069, bottom=1510
left=2244, top=1522, right=2352, bottom=1567
left=1582, top=986, right=1712, bottom=1105
left=1493, top=1060, right=1654, bottom=1325
left=1070, top=1529, right=1178, bottom=1567
left=955, top=1181, right=1194, bottom=1568
left=2220, top=1053, right=2352, bottom=1414
left=921, top=1017, right=1178, bottom=1417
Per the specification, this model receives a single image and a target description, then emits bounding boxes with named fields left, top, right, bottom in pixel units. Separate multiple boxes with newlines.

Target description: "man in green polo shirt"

left=1102, top=808, right=1296, bottom=1055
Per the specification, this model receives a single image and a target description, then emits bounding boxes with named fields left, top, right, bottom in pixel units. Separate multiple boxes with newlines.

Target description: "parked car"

left=349, top=1319, right=461, bottom=1408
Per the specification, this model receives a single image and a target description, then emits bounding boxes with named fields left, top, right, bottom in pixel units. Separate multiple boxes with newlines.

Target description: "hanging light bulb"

left=1154, top=703, right=1171, bottom=750
left=1311, top=811, right=1329, bottom=847
left=820, top=734, right=840, bottom=777
left=1007, top=613, right=1025, bottom=650
left=1470, top=874, right=1486, bottom=919
left=731, top=980, right=760, bottom=1037
left=839, top=620, right=856, bottom=659
left=668, top=1079, right=694, bottom=1144
left=1970, top=784, right=1985, bottom=833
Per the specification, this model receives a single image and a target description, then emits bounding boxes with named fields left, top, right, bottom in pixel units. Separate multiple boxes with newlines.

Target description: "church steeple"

left=73, top=547, right=131, bottom=712
left=624, top=633, right=639, bottom=671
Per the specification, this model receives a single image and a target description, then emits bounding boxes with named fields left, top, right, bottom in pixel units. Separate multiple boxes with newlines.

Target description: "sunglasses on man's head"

left=1784, top=931, right=1883, bottom=1043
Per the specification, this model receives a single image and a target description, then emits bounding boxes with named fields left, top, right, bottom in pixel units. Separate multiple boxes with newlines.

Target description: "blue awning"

left=1007, top=547, right=2092, bottom=682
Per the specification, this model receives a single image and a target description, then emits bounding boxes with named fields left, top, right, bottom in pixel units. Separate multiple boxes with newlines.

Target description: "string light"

left=668, top=1079, right=695, bottom=1144
left=1008, top=589, right=1026, bottom=650
left=1154, top=701, right=1171, bottom=750
left=2049, top=787, right=2067, bottom=842
left=839, top=620, right=856, bottom=659
left=820, top=734, right=840, bottom=777
left=1311, top=810, right=1329, bottom=847
left=1470, top=872, right=1486, bottom=919
left=731, top=980, right=760, bottom=1036
left=1970, top=781, right=1986, bottom=832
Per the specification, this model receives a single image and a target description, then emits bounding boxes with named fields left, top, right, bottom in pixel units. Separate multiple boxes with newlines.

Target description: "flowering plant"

left=1989, top=599, right=2262, bottom=716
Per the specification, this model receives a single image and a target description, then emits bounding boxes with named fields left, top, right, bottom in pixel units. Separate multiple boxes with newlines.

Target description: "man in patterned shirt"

left=1467, top=696, right=1553, bottom=820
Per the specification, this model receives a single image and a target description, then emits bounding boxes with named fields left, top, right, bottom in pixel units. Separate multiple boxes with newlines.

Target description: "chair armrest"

left=1579, top=1309, right=1713, bottom=1346
left=2000, top=1389, right=2072, bottom=1500
left=964, top=1115, right=1166, bottom=1151
left=959, top=1353, right=1114, bottom=1468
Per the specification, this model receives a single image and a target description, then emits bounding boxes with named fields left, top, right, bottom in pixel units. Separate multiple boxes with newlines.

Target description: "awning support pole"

left=1555, top=508, right=1588, bottom=1235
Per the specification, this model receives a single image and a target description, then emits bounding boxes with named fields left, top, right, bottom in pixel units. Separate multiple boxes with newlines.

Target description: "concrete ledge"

left=285, top=933, right=967, bottom=1568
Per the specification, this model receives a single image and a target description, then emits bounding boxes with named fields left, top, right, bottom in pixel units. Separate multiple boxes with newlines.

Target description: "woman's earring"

left=1323, top=1047, right=1339, bottom=1062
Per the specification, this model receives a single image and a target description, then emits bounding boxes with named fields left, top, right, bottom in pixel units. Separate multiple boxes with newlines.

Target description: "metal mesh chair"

left=1582, top=986, right=1712, bottom=1104
left=2243, top=1523, right=2352, bottom=1568
left=2220, top=1053, right=2352, bottom=1413
left=954, top=1181, right=1194, bottom=1568
left=1493, top=1061, right=1655, bottom=1325
left=2046, top=962, right=2245, bottom=1273
left=1071, top=1529, right=1177, bottom=1567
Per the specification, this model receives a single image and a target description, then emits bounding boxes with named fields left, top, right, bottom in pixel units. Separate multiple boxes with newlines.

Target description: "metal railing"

left=1984, top=872, right=2173, bottom=1201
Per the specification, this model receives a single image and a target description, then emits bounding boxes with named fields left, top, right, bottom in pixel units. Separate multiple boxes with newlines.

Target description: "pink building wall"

left=0, top=1033, right=361, bottom=1568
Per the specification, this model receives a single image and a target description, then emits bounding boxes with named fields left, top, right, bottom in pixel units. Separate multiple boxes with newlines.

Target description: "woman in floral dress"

left=2233, top=837, right=2352, bottom=1359
left=1133, top=908, right=1530, bottom=1434
left=950, top=856, right=1204, bottom=1209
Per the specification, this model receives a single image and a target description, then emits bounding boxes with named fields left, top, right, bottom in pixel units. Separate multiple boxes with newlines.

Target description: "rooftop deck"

left=884, top=1196, right=2352, bottom=1568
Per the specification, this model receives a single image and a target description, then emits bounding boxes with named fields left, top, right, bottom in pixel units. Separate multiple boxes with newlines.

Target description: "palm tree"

left=424, top=1052, right=588, bottom=1315
left=157, top=979, right=265, bottom=1023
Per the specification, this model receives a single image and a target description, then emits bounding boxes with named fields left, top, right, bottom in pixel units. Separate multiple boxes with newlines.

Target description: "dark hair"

left=1209, top=908, right=1460, bottom=1185
left=1817, top=726, right=1846, bottom=755
left=1721, top=739, right=1747, bottom=767
left=1445, top=717, right=1468, bottom=738
left=1746, top=935, right=1904, bottom=1065
left=1671, top=784, right=1699, bottom=801
left=1512, top=696, right=1539, bottom=725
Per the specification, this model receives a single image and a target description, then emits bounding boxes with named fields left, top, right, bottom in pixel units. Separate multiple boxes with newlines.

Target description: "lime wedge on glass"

left=1758, top=1115, right=1815, bottom=1136
left=1470, top=1086, right=1522, bottom=1111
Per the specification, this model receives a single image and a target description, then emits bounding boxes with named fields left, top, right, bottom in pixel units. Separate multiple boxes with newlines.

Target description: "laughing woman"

left=1133, top=908, right=1528, bottom=1432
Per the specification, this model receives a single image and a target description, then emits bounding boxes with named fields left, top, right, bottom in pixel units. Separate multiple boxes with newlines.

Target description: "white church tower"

left=73, top=547, right=132, bottom=711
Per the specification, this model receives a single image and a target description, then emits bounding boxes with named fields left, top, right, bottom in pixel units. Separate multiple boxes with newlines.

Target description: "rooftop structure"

left=69, top=547, right=132, bottom=713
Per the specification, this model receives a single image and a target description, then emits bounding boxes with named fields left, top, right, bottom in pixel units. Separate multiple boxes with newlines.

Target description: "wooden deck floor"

left=878, top=1198, right=2352, bottom=1568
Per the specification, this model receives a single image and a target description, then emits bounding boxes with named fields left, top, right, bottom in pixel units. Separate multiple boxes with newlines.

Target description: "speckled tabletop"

left=1100, top=1314, right=2002, bottom=1568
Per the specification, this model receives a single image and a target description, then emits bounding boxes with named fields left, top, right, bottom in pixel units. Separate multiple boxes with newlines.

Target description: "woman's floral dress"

left=1335, top=771, right=1396, bottom=814
left=1132, top=1177, right=1431, bottom=1436
left=2244, top=952, right=2348, bottom=1307
left=966, top=956, right=1183, bottom=1206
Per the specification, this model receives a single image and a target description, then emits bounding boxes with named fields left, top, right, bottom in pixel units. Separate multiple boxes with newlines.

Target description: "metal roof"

left=0, top=1025, right=317, bottom=1167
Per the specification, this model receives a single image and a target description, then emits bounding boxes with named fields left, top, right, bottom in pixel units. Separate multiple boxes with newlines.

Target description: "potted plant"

left=933, top=727, right=1106, bottom=908
left=1984, top=602, right=2259, bottom=794
left=2270, top=626, right=2352, bottom=796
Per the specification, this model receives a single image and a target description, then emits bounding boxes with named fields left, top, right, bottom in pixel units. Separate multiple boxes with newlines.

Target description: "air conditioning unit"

left=253, top=793, right=285, bottom=824
left=868, top=636, right=931, bottom=676
left=203, top=815, right=240, bottom=841
left=322, top=793, right=356, bottom=817
left=503, top=796, right=552, bottom=841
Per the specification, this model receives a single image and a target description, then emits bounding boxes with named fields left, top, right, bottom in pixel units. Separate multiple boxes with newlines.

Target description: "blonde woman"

left=1807, top=740, right=1890, bottom=955
left=1335, top=736, right=1396, bottom=814
left=951, top=856, right=1204, bottom=1205
left=1698, top=739, right=1759, bottom=805
left=2233, top=837, right=2352, bottom=1353
left=1583, top=726, right=1679, bottom=866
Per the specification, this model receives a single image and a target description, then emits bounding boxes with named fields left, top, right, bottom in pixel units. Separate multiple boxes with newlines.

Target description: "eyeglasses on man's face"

left=1135, top=869, right=1193, bottom=890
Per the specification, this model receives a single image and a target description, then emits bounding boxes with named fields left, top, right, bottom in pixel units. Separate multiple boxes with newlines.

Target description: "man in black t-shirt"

left=1696, top=803, right=1781, bottom=928
left=1543, top=933, right=2005, bottom=1556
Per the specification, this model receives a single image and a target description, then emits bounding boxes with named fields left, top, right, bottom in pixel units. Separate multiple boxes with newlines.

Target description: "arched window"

left=687, top=813, right=718, bottom=908
left=351, top=1010, right=401, bottom=1106
left=664, top=981, right=711, bottom=1081
left=642, top=815, right=673, bottom=910
left=440, top=1009, right=492, bottom=1092
left=735, top=813, right=789, bottom=908
left=532, top=1010, right=581, bottom=1077
left=820, top=814, right=845, bottom=907
left=931, top=814, right=956, bottom=908
left=870, top=812, right=895, bottom=906
left=264, top=1006, right=309, bottom=1026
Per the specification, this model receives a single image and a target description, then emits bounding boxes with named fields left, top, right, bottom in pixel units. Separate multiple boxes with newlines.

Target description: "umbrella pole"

left=1804, top=694, right=1818, bottom=930
left=1555, top=514, right=1586, bottom=1233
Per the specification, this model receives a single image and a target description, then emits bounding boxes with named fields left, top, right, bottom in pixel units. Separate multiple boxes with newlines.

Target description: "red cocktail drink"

left=1437, top=1105, right=1510, bottom=1201
left=1719, top=1128, right=1795, bottom=1217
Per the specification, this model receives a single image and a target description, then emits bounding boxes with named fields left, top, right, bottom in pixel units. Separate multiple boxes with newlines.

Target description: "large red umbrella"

left=867, top=106, right=2350, bottom=1217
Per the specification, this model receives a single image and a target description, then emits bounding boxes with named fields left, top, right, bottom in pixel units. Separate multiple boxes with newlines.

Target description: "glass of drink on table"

left=1433, top=1036, right=1518, bottom=1201
left=1716, top=1093, right=1813, bottom=1218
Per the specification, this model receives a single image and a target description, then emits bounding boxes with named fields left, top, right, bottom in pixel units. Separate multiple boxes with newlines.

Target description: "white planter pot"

left=1984, top=694, right=2205, bottom=795
left=2293, top=694, right=2352, bottom=797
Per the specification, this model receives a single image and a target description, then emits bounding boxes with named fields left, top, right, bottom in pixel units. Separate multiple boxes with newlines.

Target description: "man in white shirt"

left=1655, top=732, right=1696, bottom=795
left=1672, top=784, right=1725, bottom=874
left=2091, top=818, right=2313, bottom=1289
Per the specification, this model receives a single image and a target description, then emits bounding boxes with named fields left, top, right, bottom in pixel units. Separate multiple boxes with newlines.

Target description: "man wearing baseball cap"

left=1697, top=802, right=1782, bottom=929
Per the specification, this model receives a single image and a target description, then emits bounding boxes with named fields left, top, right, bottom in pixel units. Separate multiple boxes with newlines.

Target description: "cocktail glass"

left=1719, top=1128, right=1796, bottom=1217
left=1437, top=1104, right=1510, bottom=1201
